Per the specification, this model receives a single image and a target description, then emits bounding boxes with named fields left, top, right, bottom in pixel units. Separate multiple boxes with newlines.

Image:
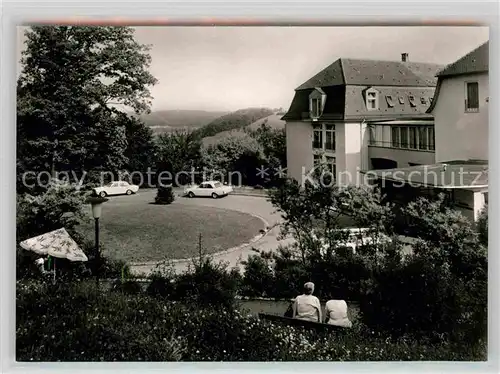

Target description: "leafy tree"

left=477, top=204, right=488, bottom=246
left=401, top=193, right=478, bottom=249
left=17, top=26, right=157, bottom=192
left=247, top=122, right=287, bottom=168
left=267, top=175, right=393, bottom=263
left=16, top=181, right=88, bottom=242
left=121, top=113, right=157, bottom=185
left=200, top=133, right=266, bottom=185
left=361, top=196, right=487, bottom=341
left=16, top=180, right=90, bottom=279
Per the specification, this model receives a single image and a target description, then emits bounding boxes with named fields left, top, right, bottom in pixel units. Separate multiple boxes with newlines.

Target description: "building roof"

left=363, top=162, right=488, bottom=189
left=296, top=58, right=443, bottom=90
left=282, top=85, right=436, bottom=122
left=436, top=41, right=489, bottom=78
left=344, top=86, right=435, bottom=121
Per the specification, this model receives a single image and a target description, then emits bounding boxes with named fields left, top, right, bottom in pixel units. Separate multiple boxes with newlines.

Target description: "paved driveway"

left=124, top=189, right=293, bottom=276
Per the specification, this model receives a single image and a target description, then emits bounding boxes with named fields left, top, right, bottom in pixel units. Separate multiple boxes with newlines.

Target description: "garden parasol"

left=19, top=228, right=88, bottom=283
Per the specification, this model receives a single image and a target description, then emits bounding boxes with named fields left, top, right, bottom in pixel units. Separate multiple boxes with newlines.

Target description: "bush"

left=16, top=280, right=188, bottom=361
left=16, top=181, right=89, bottom=280
left=112, top=279, right=143, bottom=295
left=154, top=186, right=175, bottom=205
left=359, top=238, right=487, bottom=342
left=16, top=181, right=88, bottom=242
left=241, top=254, right=274, bottom=297
left=173, top=257, right=241, bottom=309
left=16, top=280, right=486, bottom=361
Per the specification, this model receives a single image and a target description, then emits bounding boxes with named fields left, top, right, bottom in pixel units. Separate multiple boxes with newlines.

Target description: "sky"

left=17, top=26, right=489, bottom=112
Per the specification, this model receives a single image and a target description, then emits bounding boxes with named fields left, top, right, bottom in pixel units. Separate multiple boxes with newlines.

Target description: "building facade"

left=365, top=42, right=489, bottom=222
left=427, top=41, right=489, bottom=163
left=282, top=56, right=443, bottom=185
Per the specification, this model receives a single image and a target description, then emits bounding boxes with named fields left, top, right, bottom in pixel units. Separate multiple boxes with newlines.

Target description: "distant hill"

left=247, top=113, right=286, bottom=130
left=202, top=113, right=285, bottom=147
left=138, top=110, right=228, bottom=135
left=193, top=107, right=275, bottom=140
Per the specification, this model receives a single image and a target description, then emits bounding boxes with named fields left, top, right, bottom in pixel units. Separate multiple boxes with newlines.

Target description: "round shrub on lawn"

left=155, top=186, right=175, bottom=205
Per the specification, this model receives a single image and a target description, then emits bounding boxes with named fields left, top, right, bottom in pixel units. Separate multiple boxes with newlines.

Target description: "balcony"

left=369, top=140, right=435, bottom=151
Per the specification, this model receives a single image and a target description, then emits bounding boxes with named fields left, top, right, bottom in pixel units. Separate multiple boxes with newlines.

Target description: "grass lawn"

left=78, top=200, right=265, bottom=263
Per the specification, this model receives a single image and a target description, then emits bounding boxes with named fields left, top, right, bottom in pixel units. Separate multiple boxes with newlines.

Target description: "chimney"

left=401, top=53, right=409, bottom=62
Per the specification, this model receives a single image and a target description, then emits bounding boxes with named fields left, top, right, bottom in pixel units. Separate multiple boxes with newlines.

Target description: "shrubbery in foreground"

left=16, top=280, right=486, bottom=362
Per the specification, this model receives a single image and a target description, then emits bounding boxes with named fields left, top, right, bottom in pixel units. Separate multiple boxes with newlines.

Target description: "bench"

left=258, top=313, right=343, bottom=331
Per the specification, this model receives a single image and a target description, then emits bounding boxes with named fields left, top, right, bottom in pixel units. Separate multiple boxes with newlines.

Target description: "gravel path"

left=127, top=190, right=293, bottom=276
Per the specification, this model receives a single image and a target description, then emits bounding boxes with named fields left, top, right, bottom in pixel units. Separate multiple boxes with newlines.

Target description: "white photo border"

left=1, top=1, right=499, bottom=373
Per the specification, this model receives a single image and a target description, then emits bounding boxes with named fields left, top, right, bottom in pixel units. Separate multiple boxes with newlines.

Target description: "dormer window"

left=365, top=88, right=379, bottom=111
left=309, top=87, right=326, bottom=120
left=311, top=98, right=321, bottom=118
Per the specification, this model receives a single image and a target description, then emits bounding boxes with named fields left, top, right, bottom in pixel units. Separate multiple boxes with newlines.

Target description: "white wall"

left=286, top=121, right=369, bottom=186
left=341, top=122, right=366, bottom=186
left=286, top=121, right=313, bottom=183
left=433, top=73, right=489, bottom=163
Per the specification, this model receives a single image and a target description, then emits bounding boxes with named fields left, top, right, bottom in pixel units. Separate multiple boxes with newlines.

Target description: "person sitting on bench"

left=324, top=299, right=352, bottom=328
left=292, top=282, right=322, bottom=323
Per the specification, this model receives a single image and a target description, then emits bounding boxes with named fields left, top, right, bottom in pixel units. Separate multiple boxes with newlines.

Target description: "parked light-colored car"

left=312, top=228, right=392, bottom=255
left=184, top=181, right=233, bottom=199
left=93, top=181, right=139, bottom=197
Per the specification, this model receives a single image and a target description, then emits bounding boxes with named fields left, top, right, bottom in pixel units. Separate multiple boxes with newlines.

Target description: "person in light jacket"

left=324, top=299, right=352, bottom=328
left=292, top=282, right=322, bottom=323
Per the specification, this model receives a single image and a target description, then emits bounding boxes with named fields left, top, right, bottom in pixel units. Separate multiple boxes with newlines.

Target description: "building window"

left=409, top=127, right=417, bottom=149
left=312, top=124, right=335, bottom=152
left=418, top=127, right=428, bottom=150
left=400, top=127, right=409, bottom=148
left=428, top=127, right=435, bottom=150
left=311, top=98, right=321, bottom=118
left=325, top=156, right=336, bottom=179
left=466, top=82, right=479, bottom=112
left=386, top=95, right=395, bottom=108
left=366, top=89, right=379, bottom=110
left=391, top=127, right=400, bottom=148
left=313, top=124, right=323, bottom=149
left=325, top=125, right=335, bottom=151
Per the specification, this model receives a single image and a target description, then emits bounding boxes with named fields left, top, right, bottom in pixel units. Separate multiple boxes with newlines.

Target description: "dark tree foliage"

left=17, top=26, right=157, bottom=193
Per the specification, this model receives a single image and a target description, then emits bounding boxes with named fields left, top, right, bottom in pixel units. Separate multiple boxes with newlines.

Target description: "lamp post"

left=87, top=196, right=109, bottom=289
